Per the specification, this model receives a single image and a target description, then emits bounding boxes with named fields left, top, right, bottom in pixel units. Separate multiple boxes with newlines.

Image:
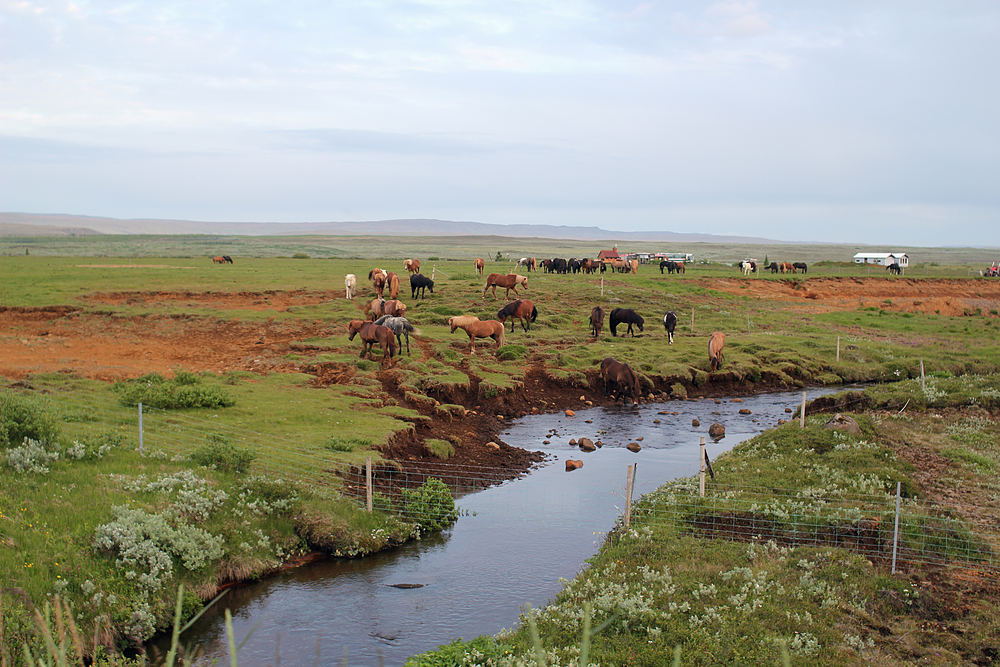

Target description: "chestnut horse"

left=708, top=331, right=725, bottom=372
left=449, top=315, right=507, bottom=354
left=386, top=272, right=400, bottom=300
left=600, top=357, right=641, bottom=406
left=347, top=319, right=397, bottom=362
left=497, top=299, right=537, bottom=332
left=482, top=273, right=527, bottom=300
left=590, top=306, right=605, bottom=338
left=212, top=256, right=225, bottom=264
left=382, top=299, right=407, bottom=317
left=404, top=259, right=421, bottom=275
left=369, top=268, right=388, bottom=297
left=779, top=262, right=796, bottom=274
left=474, top=258, right=485, bottom=276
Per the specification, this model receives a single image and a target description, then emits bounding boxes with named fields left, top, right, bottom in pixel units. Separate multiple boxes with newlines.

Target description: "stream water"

left=164, top=386, right=847, bottom=666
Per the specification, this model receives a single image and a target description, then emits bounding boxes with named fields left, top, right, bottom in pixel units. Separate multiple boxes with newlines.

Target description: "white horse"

left=740, top=260, right=756, bottom=276
left=345, top=274, right=357, bottom=299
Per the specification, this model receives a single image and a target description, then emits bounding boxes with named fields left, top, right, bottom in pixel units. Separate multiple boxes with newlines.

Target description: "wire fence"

left=30, top=391, right=1000, bottom=574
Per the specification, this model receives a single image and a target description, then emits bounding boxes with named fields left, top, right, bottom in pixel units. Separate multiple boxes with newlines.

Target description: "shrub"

left=190, top=436, right=256, bottom=473
left=0, top=391, right=59, bottom=447
left=496, top=344, right=527, bottom=361
left=324, top=436, right=373, bottom=452
left=6, top=438, right=59, bottom=473
left=112, top=372, right=235, bottom=409
left=292, top=252, right=310, bottom=259
left=400, top=478, right=458, bottom=531
left=424, top=438, right=455, bottom=460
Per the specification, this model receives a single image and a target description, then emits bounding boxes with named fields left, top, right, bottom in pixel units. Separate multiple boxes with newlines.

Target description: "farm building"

left=853, top=252, right=909, bottom=267
left=597, top=247, right=621, bottom=261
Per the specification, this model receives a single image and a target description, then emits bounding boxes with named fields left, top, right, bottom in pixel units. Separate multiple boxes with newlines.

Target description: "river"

left=163, top=387, right=846, bottom=666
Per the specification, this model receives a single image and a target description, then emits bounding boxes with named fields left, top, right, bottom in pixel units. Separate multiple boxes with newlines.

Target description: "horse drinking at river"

left=600, top=357, right=641, bottom=406
left=497, top=299, right=537, bottom=333
left=449, top=315, right=507, bottom=354
left=609, top=308, right=644, bottom=337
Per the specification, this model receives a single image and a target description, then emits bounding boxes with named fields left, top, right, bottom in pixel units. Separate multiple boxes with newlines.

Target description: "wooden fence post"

left=691, top=308, right=695, bottom=333
left=920, top=358, right=925, bottom=392
left=836, top=336, right=840, bottom=362
left=800, top=391, right=806, bottom=428
left=624, top=464, right=635, bottom=529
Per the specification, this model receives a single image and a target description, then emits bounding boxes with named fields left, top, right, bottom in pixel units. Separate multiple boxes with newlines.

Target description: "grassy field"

left=1, top=240, right=999, bottom=664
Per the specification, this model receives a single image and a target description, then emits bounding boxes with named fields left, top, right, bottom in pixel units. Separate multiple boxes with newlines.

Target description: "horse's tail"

left=530, top=306, right=538, bottom=323
left=497, top=325, right=506, bottom=348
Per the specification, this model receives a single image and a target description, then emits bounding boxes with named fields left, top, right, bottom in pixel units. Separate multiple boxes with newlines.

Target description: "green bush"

left=324, top=436, right=373, bottom=452
left=400, top=478, right=458, bottom=531
left=424, top=438, right=455, bottom=460
left=112, top=372, right=235, bottom=409
left=0, top=391, right=59, bottom=447
left=292, top=252, right=310, bottom=259
left=496, top=344, right=527, bottom=361
left=190, top=436, right=256, bottom=474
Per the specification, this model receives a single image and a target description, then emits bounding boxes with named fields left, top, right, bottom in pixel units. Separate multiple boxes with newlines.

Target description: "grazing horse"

left=382, top=299, right=407, bottom=318
left=526, top=257, right=536, bottom=272
left=410, top=274, right=434, bottom=299
left=672, top=262, right=686, bottom=274
left=404, top=259, right=421, bottom=275
left=589, top=306, right=605, bottom=338
left=793, top=262, right=807, bottom=274
left=365, top=298, right=387, bottom=321
left=374, top=315, right=415, bottom=355
left=347, top=319, right=397, bottom=362
left=600, top=357, right=641, bottom=406
left=740, top=260, right=757, bottom=276
left=663, top=311, right=677, bottom=344
left=212, top=256, right=225, bottom=264
left=767, top=262, right=779, bottom=274
left=482, top=273, right=527, bottom=300
left=779, top=262, right=796, bottom=274
left=708, top=331, right=725, bottom=372
left=515, top=257, right=531, bottom=271
left=887, top=263, right=901, bottom=275
left=497, top=299, right=537, bottom=333
left=449, top=315, right=507, bottom=354
left=345, top=274, right=357, bottom=299
left=630, top=259, right=639, bottom=275
left=369, top=268, right=388, bottom=297
left=609, top=308, right=644, bottom=337
left=222, top=255, right=233, bottom=264
left=659, top=260, right=670, bottom=274
left=474, top=258, right=485, bottom=276
left=386, top=272, right=401, bottom=300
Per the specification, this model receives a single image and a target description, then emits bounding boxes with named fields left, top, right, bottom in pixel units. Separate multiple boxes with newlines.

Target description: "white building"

left=853, top=252, right=909, bottom=267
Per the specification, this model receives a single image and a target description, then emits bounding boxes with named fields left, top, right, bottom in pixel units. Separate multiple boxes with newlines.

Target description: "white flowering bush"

left=6, top=438, right=60, bottom=473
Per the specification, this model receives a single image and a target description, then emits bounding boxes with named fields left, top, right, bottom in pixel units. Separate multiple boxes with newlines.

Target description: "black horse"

left=589, top=306, right=604, bottom=338
left=887, top=263, right=901, bottom=275
left=793, top=262, right=807, bottom=274
left=663, top=311, right=677, bottom=344
left=659, top=260, right=670, bottom=274
left=410, top=274, right=434, bottom=299
left=767, top=262, right=779, bottom=274
left=609, top=308, right=644, bottom=337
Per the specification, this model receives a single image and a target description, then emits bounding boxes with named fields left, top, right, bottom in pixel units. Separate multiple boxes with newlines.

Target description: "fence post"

left=366, top=457, right=373, bottom=513
left=601, top=277, right=604, bottom=297
left=691, top=308, right=694, bottom=333
left=138, top=403, right=144, bottom=454
left=892, top=481, right=901, bottom=574
left=699, top=437, right=706, bottom=497
left=920, top=358, right=925, bottom=392
left=746, top=311, right=750, bottom=334
left=624, top=464, right=635, bottom=529
left=836, top=336, right=840, bottom=362
left=800, top=391, right=806, bottom=428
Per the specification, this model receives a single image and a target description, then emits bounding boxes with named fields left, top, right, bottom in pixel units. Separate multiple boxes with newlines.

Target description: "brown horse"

left=600, top=357, right=640, bottom=406
left=449, top=315, right=507, bottom=354
left=474, top=258, right=485, bottom=276
left=386, top=272, right=400, bottom=300
left=382, top=299, right=407, bottom=317
left=212, top=256, right=225, bottom=264
left=404, top=259, right=421, bottom=275
left=365, top=298, right=387, bottom=320
left=347, top=319, right=397, bottom=362
left=779, top=262, right=796, bottom=274
left=368, top=268, right=388, bottom=297
left=483, top=273, right=527, bottom=300
left=497, top=299, right=537, bottom=332
left=708, top=331, right=725, bottom=372
left=589, top=306, right=605, bottom=338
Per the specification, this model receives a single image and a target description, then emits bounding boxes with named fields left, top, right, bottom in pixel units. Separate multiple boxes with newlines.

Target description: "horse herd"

left=739, top=260, right=807, bottom=276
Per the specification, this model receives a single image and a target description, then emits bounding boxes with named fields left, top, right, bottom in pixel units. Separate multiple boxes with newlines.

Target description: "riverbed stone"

left=824, top=413, right=861, bottom=436
left=565, top=409, right=576, bottom=417
left=739, top=408, right=751, bottom=415
left=486, top=442, right=500, bottom=450
left=709, top=423, right=726, bottom=438
left=627, top=442, right=641, bottom=452
left=692, top=419, right=700, bottom=427
left=565, top=459, right=583, bottom=470
left=732, top=398, right=743, bottom=403
left=579, top=438, right=596, bottom=451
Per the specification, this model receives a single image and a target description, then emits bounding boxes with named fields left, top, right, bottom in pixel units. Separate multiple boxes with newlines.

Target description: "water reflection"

left=166, top=387, right=846, bottom=666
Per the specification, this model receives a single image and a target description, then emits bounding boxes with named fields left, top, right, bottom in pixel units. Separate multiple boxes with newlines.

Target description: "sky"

left=1, top=1, right=998, bottom=246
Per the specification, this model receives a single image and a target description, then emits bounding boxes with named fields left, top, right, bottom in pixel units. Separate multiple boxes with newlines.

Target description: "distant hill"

left=0, top=212, right=783, bottom=244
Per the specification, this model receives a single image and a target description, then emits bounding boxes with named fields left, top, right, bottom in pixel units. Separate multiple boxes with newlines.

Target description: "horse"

left=345, top=274, right=357, bottom=299
left=569, top=259, right=582, bottom=274
left=659, top=260, right=671, bottom=274
left=382, top=299, right=407, bottom=317
left=482, top=273, right=526, bottom=300
left=551, top=258, right=568, bottom=274
left=365, top=298, right=387, bottom=320
left=767, top=262, right=779, bottom=274
left=581, top=258, right=598, bottom=274
left=600, top=357, right=641, bottom=406
left=449, top=315, right=507, bottom=354
left=526, top=257, right=536, bottom=272
left=474, top=258, right=485, bottom=276
left=347, top=319, right=397, bottom=362
left=708, top=331, right=725, bottom=372
left=410, top=274, right=434, bottom=299
left=672, top=261, right=686, bottom=275
left=369, top=268, right=388, bottom=297
left=609, top=308, right=644, bottom=337
left=404, top=259, right=421, bottom=275
left=589, top=306, right=605, bottom=338
left=779, top=262, right=796, bottom=274
left=222, top=255, right=233, bottom=264
left=663, top=311, right=677, bottom=344
left=608, top=258, right=629, bottom=273
left=212, top=256, right=225, bottom=264
left=386, top=272, right=401, bottom=300
left=374, top=315, right=415, bottom=355
left=886, top=263, right=901, bottom=275
left=515, top=258, right=530, bottom=271
left=630, top=259, right=639, bottom=275
left=793, top=262, right=807, bottom=274
left=497, top=299, right=537, bottom=333
left=740, top=260, right=757, bottom=276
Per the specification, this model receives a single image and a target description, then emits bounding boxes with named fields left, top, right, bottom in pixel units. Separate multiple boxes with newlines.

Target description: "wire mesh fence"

left=22, top=391, right=1000, bottom=574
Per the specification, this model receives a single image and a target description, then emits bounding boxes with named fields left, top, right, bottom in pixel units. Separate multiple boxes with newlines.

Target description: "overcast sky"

left=2, top=1, right=998, bottom=246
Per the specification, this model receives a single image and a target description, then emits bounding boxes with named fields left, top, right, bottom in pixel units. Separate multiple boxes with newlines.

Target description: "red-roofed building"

left=597, top=246, right=620, bottom=260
